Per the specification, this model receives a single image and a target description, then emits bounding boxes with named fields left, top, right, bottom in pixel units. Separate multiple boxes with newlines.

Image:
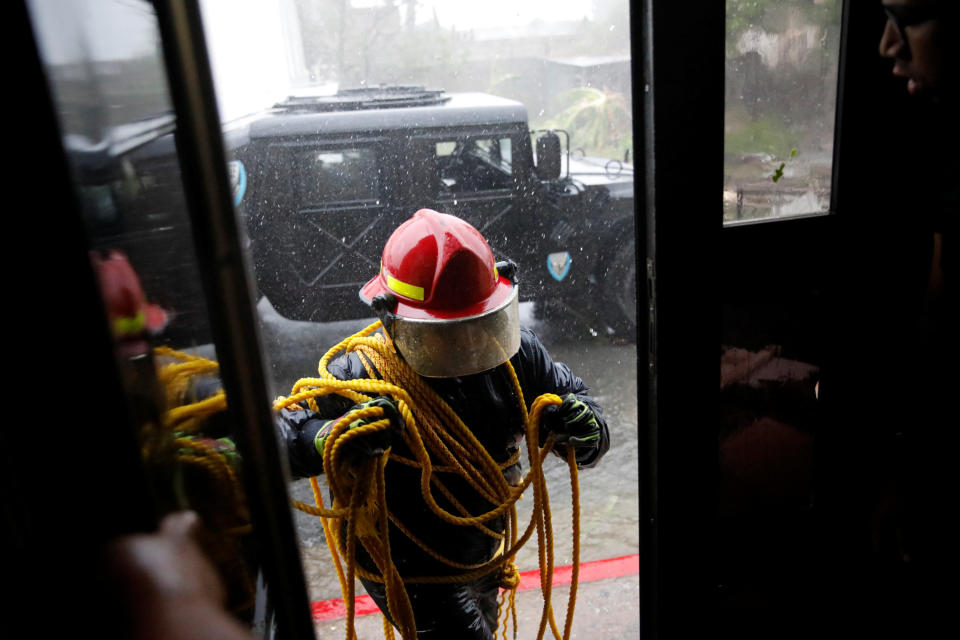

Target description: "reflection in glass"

left=724, top=0, right=843, bottom=222
left=27, top=0, right=261, bottom=629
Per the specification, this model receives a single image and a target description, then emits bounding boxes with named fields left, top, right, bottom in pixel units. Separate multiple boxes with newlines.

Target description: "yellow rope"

left=152, top=347, right=255, bottom=618
left=155, top=346, right=227, bottom=434
left=280, top=321, right=583, bottom=640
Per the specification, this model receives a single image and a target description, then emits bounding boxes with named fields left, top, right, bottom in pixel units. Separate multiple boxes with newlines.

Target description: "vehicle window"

left=294, top=147, right=380, bottom=205
left=476, top=137, right=513, bottom=172
left=724, top=0, right=843, bottom=223
left=436, top=136, right=513, bottom=193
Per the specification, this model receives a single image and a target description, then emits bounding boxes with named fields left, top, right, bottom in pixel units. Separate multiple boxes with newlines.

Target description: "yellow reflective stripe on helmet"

left=386, top=273, right=425, bottom=301
left=113, top=310, right=146, bottom=336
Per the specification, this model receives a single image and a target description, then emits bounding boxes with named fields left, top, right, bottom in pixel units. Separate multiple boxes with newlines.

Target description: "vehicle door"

left=254, top=137, right=396, bottom=321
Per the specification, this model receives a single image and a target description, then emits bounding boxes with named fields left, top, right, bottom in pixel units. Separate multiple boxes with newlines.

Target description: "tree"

left=725, top=0, right=844, bottom=156
left=540, top=87, right=632, bottom=159
left=293, top=0, right=465, bottom=87
left=294, top=0, right=403, bottom=84
left=727, top=0, right=842, bottom=58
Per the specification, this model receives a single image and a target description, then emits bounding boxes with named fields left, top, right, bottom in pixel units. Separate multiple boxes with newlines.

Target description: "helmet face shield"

left=388, top=286, right=520, bottom=377
left=358, top=209, right=522, bottom=377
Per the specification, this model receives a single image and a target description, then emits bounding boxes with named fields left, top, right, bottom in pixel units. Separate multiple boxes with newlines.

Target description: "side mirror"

left=535, top=132, right=562, bottom=181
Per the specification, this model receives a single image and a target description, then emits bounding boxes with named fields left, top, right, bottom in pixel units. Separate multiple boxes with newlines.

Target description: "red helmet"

left=360, top=209, right=520, bottom=377
left=90, top=250, right=169, bottom=339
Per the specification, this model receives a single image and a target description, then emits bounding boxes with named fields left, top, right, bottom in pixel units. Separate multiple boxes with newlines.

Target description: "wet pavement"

left=256, top=297, right=641, bottom=637
left=316, top=574, right=640, bottom=639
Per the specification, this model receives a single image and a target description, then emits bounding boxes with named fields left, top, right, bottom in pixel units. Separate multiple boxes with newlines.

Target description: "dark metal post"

left=150, top=2, right=315, bottom=638
left=640, top=1, right=724, bottom=637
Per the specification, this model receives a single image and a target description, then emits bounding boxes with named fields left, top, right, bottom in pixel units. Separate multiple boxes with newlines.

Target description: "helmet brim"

left=368, top=285, right=521, bottom=377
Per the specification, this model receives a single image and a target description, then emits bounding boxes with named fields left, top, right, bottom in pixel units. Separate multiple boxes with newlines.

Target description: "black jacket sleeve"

left=275, top=352, right=366, bottom=479
left=275, top=406, right=330, bottom=479
left=510, top=328, right=610, bottom=468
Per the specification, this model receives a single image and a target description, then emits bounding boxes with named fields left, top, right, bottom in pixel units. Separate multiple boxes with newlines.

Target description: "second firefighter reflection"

left=276, top=209, right=609, bottom=638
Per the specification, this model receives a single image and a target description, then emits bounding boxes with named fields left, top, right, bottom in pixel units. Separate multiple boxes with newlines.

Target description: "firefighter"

left=276, top=208, right=610, bottom=639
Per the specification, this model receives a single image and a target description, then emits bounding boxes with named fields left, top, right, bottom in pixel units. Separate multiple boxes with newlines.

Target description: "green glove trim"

left=313, top=397, right=398, bottom=460
left=313, top=420, right=337, bottom=457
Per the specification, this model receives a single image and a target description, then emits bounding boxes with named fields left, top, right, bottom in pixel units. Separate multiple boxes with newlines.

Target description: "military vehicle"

left=235, top=86, right=637, bottom=336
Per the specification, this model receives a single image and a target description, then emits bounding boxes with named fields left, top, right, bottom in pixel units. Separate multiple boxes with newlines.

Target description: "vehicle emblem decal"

left=547, top=252, right=572, bottom=282
left=228, top=160, right=247, bottom=207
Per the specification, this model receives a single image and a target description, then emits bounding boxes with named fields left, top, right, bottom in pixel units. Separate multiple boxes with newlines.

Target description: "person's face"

left=879, top=1, right=947, bottom=97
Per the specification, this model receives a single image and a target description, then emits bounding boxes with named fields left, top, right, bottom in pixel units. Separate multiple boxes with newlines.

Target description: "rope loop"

left=282, top=321, right=583, bottom=640
left=498, top=562, right=522, bottom=590
left=149, top=347, right=256, bottom=618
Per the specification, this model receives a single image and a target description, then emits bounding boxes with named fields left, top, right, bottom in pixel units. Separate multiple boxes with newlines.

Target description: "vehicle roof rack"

left=275, top=85, right=450, bottom=112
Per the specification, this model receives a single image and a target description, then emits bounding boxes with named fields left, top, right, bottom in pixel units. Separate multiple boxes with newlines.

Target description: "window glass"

left=436, top=141, right=457, bottom=156
left=436, top=137, right=514, bottom=193
left=26, top=0, right=268, bottom=632
left=721, top=0, right=839, bottom=626
left=724, top=0, right=843, bottom=222
left=26, top=0, right=171, bottom=137
left=294, top=147, right=380, bottom=204
left=201, top=0, right=639, bottom=637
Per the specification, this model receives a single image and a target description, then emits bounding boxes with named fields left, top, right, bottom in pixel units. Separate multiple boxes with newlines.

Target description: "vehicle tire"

left=604, top=238, right=638, bottom=340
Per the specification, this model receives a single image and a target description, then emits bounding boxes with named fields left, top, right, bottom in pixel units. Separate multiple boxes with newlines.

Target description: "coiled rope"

left=152, top=346, right=256, bottom=616
left=276, top=321, right=582, bottom=640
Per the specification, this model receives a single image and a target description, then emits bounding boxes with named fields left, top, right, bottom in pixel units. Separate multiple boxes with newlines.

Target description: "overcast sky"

left=28, top=0, right=158, bottom=64
left=407, top=0, right=593, bottom=30
left=26, top=0, right=601, bottom=120
left=29, top=0, right=597, bottom=65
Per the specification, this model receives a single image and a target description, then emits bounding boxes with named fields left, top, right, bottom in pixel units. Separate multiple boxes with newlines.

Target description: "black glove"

left=542, top=393, right=602, bottom=455
left=314, top=396, right=403, bottom=461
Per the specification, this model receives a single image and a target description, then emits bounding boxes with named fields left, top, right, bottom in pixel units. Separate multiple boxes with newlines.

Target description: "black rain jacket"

left=276, top=327, right=609, bottom=639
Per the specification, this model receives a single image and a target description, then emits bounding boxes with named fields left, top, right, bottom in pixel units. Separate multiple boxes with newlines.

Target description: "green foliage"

left=292, top=0, right=466, bottom=85
left=727, top=0, right=842, bottom=37
left=538, top=87, right=633, bottom=160
left=771, top=163, right=785, bottom=182
left=725, top=116, right=798, bottom=160
left=487, top=71, right=523, bottom=96
left=726, top=0, right=843, bottom=58
left=771, top=147, right=799, bottom=182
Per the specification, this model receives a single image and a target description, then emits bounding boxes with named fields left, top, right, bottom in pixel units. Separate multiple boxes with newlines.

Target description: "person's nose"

left=879, top=18, right=905, bottom=59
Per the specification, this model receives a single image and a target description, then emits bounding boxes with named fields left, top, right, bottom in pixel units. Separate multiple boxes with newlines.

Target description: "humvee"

left=235, top=86, right=637, bottom=336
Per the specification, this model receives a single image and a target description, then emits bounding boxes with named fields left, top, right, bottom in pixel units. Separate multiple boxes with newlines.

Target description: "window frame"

left=638, top=0, right=725, bottom=635
left=639, top=0, right=941, bottom=635
left=152, top=1, right=318, bottom=638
